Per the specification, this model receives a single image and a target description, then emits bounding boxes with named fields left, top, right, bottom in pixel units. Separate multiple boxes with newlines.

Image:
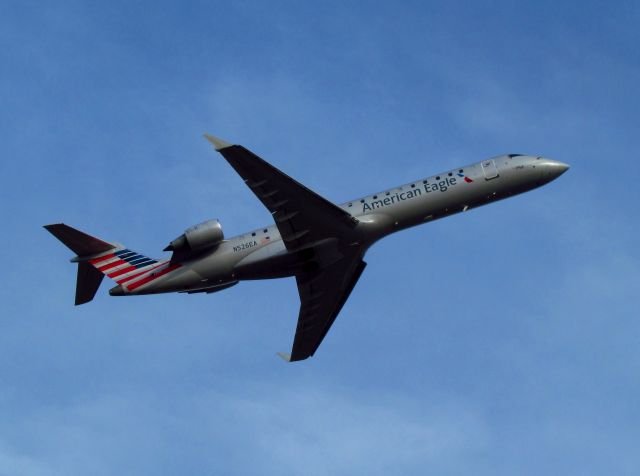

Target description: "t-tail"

left=44, top=224, right=160, bottom=304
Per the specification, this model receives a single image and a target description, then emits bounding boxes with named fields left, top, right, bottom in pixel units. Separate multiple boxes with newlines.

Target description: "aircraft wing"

left=287, top=253, right=367, bottom=362
left=206, top=134, right=366, bottom=361
left=205, top=134, right=358, bottom=251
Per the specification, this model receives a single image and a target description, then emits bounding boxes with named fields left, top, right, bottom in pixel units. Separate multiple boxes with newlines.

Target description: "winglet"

left=276, top=352, right=291, bottom=362
left=203, top=134, right=233, bottom=151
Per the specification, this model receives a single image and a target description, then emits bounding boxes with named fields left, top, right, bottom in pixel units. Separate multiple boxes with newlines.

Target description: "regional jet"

left=45, top=135, right=569, bottom=361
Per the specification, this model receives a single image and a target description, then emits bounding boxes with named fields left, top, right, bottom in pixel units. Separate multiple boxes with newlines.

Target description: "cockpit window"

left=508, top=154, right=524, bottom=158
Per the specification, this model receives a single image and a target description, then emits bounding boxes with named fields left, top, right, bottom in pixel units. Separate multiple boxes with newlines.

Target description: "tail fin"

left=44, top=223, right=159, bottom=304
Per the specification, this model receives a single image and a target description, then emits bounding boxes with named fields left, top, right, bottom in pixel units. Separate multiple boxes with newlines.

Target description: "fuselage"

left=109, top=154, right=569, bottom=296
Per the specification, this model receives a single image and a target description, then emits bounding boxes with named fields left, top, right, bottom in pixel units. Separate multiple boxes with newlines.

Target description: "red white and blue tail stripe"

left=44, top=223, right=183, bottom=301
left=88, top=249, right=180, bottom=292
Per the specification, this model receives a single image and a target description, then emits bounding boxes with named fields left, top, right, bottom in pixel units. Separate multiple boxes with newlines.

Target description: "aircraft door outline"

left=481, top=159, right=499, bottom=180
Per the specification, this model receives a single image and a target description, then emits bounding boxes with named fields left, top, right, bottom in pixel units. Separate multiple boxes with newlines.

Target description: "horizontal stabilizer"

left=44, top=223, right=115, bottom=257
left=44, top=223, right=142, bottom=304
left=75, top=262, right=105, bottom=305
left=276, top=352, right=292, bottom=362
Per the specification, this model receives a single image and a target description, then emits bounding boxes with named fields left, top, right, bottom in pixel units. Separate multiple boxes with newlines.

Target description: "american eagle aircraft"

left=45, top=135, right=569, bottom=362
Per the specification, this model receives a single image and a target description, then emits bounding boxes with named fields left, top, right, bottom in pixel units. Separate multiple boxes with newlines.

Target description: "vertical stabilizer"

left=45, top=223, right=162, bottom=302
left=44, top=223, right=117, bottom=305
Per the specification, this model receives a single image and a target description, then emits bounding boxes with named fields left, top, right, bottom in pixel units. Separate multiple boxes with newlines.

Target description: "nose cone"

left=538, top=158, right=570, bottom=181
left=547, top=159, right=570, bottom=175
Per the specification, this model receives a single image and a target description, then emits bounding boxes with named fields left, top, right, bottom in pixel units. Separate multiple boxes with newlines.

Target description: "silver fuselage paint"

left=118, top=155, right=567, bottom=295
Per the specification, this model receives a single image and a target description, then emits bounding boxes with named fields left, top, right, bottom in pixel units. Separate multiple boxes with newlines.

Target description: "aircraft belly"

left=130, top=267, right=201, bottom=294
left=233, top=239, right=300, bottom=279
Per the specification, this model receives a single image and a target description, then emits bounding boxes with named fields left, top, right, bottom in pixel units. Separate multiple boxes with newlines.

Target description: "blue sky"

left=2, top=1, right=639, bottom=474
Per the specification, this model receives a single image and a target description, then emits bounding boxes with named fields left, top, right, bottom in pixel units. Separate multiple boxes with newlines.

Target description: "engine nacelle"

left=164, top=219, right=224, bottom=256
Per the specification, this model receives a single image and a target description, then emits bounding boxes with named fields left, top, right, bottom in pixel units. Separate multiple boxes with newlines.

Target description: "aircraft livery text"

left=361, top=176, right=460, bottom=212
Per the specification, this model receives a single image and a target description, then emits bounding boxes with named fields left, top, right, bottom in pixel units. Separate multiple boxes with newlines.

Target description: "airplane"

left=45, top=135, right=569, bottom=362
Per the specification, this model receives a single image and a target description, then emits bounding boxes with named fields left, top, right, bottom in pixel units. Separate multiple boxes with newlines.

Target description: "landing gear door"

left=481, top=159, right=499, bottom=180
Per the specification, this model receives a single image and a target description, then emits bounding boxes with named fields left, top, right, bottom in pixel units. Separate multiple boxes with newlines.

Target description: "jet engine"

left=164, top=219, right=224, bottom=260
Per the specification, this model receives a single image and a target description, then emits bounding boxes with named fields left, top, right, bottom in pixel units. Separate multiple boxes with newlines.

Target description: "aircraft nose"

left=548, top=159, right=570, bottom=175
left=538, top=158, right=570, bottom=180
